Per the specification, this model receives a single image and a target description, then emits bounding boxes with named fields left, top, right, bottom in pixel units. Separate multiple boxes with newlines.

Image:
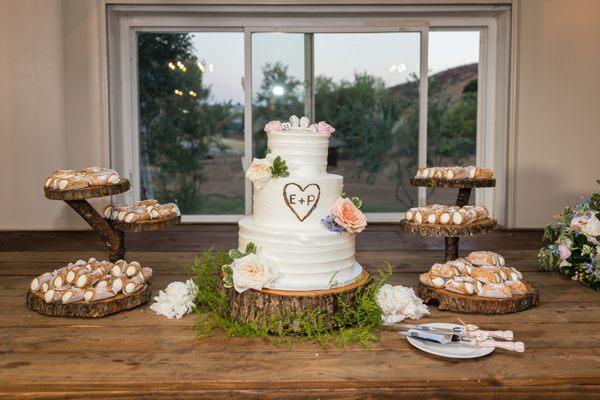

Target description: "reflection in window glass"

left=137, top=32, right=244, bottom=215
left=252, top=33, right=306, bottom=157
left=427, top=31, right=479, bottom=205
left=314, top=33, right=421, bottom=212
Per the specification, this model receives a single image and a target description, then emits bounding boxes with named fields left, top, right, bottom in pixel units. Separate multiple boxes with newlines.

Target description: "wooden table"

left=0, top=226, right=599, bottom=399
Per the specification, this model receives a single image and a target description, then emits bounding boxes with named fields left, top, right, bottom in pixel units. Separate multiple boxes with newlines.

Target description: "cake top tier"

left=264, top=116, right=335, bottom=176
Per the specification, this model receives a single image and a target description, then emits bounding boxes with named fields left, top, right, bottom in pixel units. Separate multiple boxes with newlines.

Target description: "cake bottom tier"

left=238, top=216, right=363, bottom=291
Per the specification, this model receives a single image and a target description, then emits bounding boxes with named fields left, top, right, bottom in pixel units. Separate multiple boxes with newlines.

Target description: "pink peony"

left=308, top=123, right=318, bottom=132
left=264, top=120, right=282, bottom=133
left=315, top=121, right=335, bottom=135
left=331, top=197, right=367, bottom=234
left=558, top=244, right=571, bottom=260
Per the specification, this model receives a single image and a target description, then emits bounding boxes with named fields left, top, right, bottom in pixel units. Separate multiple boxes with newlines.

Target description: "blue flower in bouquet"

left=322, top=215, right=346, bottom=233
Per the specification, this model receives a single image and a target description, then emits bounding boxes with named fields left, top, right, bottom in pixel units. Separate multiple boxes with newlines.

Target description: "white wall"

left=0, top=0, right=599, bottom=229
left=512, top=0, right=600, bottom=227
left=0, top=0, right=106, bottom=230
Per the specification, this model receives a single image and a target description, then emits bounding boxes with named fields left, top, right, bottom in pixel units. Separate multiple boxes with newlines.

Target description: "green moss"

left=187, top=249, right=390, bottom=346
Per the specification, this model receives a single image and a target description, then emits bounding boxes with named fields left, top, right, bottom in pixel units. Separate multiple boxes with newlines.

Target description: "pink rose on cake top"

left=263, top=115, right=335, bottom=136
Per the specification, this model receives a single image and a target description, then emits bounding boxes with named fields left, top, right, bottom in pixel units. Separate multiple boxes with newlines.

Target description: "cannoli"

left=57, top=174, right=88, bottom=190
left=97, top=277, right=124, bottom=294
left=85, top=168, right=120, bottom=186
left=447, top=259, right=474, bottom=276
left=419, top=272, right=446, bottom=288
left=61, top=288, right=85, bottom=304
left=134, top=199, right=159, bottom=207
left=30, top=272, right=54, bottom=292
left=430, top=263, right=458, bottom=279
left=477, top=283, right=512, bottom=299
left=414, top=208, right=435, bottom=224
left=466, top=166, right=494, bottom=179
left=445, top=167, right=469, bottom=180
left=51, top=267, right=71, bottom=289
left=466, top=251, right=505, bottom=267
left=463, top=205, right=489, bottom=220
left=125, top=261, right=142, bottom=278
left=75, top=267, right=107, bottom=288
left=415, top=167, right=426, bottom=178
left=427, top=207, right=450, bottom=224
left=123, top=267, right=152, bottom=295
left=44, top=289, right=64, bottom=303
left=84, top=287, right=116, bottom=303
left=471, top=267, right=502, bottom=284
left=405, top=207, right=420, bottom=222
left=452, top=209, right=477, bottom=225
left=103, top=205, right=114, bottom=219
left=110, top=260, right=128, bottom=277
left=505, top=280, right=528, bottom=295
left=444, top=278, right=476, bottom=295
left=65, top=266, right=89, bottom=284
left=158, top=203, right=181, bottom=218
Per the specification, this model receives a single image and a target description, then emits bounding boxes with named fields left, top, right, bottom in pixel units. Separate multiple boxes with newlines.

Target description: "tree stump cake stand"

left=402, top=177, right=497, bottom=262
left=217, top=270, right=371, bottom=332
left=44, top=180, right=180, bottom=262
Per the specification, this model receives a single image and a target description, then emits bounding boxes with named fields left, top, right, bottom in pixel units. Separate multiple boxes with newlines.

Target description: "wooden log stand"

left=418, top=282, right=539, bottom=314
left=217, top=270, right=370, bottom=332
left=26, top=285, right=152, bottom=318
left=44, top=179, right=180, bottom=261
left=404, top=177, right=497, bottom=261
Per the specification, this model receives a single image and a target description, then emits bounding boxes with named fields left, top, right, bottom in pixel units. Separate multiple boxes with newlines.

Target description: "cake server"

left=394, top=322, right=513, bottom=341
left=400, top=331, right=525, bottom=352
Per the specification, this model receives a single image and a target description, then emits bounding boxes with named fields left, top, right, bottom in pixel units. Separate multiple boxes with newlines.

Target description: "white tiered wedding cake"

left=237, top=116, right=367, bottom=291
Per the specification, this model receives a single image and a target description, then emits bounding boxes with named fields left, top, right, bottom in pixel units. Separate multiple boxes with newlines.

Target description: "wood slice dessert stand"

left=218, top=270, right=370, bottom=331
left=401, top=177, right=539, bottom=314
left=26, top=285, right=152, bottom=318
left=401, top=177, right=497, bottom=262
left=35, top=179, right=180, bottom=317
left=418, top=282, right=539, bottom=314
left=43, top=179, right=180, bottom=262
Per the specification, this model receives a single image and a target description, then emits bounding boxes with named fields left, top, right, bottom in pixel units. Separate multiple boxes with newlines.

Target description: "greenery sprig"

left=270, top=156, right=290, bottom=178
left=341, top=192, right=364, bottom=209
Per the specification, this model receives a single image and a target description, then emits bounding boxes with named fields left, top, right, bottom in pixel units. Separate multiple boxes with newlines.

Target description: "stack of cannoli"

left=405, top=204, right=489, bottom=225
left=104, top=199, right=181, bottom=223
left=415, top=166, right=494, bottom=180
left=44, top=167, right=120, bottom=190
left=29, top=257, right=152, bottom=304
left=419, top=251, right=527, bottom=299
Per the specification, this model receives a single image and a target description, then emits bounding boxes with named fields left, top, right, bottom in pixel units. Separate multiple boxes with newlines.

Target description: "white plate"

left=404, top=322, right=495, bottom=359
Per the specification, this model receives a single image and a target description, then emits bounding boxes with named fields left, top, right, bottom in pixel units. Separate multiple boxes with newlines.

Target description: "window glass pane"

left=252, top=33, right=306, bottom=157
left=427, top=31, right=479, bottom=205
left=137, top=32, right=245, bottom=215
left=314, top=33, right=421, bottom=212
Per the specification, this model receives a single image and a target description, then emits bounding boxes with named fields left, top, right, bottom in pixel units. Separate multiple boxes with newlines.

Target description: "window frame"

left=107, top=4, right=510, bottom=224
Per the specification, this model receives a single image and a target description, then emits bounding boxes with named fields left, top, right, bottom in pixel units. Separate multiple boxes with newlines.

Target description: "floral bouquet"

left=538, top=182, right=600, bottom=291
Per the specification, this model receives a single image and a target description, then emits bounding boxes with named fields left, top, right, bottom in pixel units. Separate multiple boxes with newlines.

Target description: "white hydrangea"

left=150, top=279, right=198, bottom=319
left=376, top=284, right=429, bottom=324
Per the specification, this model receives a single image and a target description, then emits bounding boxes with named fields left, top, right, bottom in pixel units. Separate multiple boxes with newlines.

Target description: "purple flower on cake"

left=321, top=215, right=346, bottom=233
left=264, top=120, right=282, bottom=133
left=309, top=121, right=335, bottom=135
left=331, top=197, right=367, bottom=234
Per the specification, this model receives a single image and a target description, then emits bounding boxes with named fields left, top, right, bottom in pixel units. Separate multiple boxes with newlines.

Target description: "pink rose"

left=264, top=120, right=282, bottom=133
left=308, top=123, right=318, bottom=132
left=558, top=244, right=571, bottom=260
left=315, top=121, right=335, bottom=135
left=331, top=197, right=367, bottom=234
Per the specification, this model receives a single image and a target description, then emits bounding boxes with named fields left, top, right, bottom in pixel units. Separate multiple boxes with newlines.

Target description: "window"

left=108, top=5, right=510, bottom=224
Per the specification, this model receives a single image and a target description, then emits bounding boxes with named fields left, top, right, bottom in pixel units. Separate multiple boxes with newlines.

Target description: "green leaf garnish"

left=351, top=196, right=363, bottom=209
left=228, top=249, right=244, bottom=259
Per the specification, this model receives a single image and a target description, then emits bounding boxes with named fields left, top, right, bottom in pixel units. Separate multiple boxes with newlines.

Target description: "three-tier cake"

left=238, top=115, right=367, bottom=291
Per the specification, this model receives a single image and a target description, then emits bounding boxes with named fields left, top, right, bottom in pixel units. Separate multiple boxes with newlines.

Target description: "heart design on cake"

left=283, top=183, right=321, bottom=222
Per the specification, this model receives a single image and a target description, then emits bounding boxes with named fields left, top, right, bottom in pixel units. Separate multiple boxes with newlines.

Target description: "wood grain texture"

left=418, top=282, right=539, bottom=314
left=0, top=228, right=598, bottom=398
left=410, top=177, right=496, bottom=188
left=400, top=218, right=498, bottom=237
left=25, top=284, right=152, bottom=318
left=43, top=179, right=130, bottom=200
left=109, top=215, right=182, bottom=232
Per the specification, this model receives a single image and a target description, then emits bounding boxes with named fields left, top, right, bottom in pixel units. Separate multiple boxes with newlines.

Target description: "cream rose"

left=245, top=158, right=272, bottom=190
left=331, top=197, right=367, bottom=234
left=150, top=279, right=198, bottom=319
left=376, top=284, right=429, bottom=324
left=571, top=213, right=600, bottom=244
left=232, top=253, right=280, bottom=293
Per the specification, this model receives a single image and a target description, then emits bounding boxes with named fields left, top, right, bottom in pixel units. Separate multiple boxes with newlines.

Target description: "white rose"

left=232, top=253, right=280, bottom=293
left=376, top=284, right=429, bottom=324
left=571, top=213, right=600, bottom=244
left=150, top=279, right=198, bottom=319
left=246, top=158, right=272, bottom=190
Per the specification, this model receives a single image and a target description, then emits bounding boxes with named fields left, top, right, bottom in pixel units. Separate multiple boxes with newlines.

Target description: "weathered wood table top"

left=0, top=226, right=599, bottom=399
